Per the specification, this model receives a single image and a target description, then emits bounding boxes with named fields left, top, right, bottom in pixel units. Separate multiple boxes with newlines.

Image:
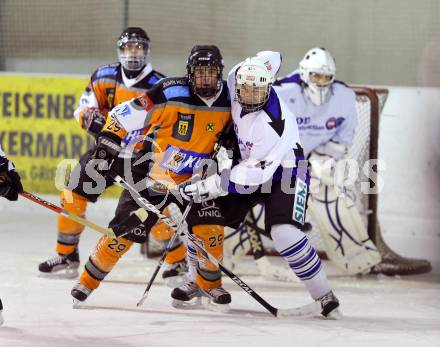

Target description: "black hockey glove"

left=0, top=158, right=23, bottom=201
left=81, top=108, right=106, bottom=137
left=92, top=132, right=122, bottom=174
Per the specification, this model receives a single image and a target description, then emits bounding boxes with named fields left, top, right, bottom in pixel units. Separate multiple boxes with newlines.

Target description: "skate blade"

left=200, top=297, right=230, bottom=313
left=323, top=308, right=343, bottom=320
left=171, top=297, right=203, bottom=310
left=72, top=298, right=83, bottom=309
left=38, top=269, right=79, bottom=280
left=164, top=274, right=188, bottom=288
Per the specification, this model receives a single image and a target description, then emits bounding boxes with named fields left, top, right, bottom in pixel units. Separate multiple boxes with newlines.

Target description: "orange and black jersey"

left=103, top=77, right=232, bottom=184
left=74, top=62, right=165, bottom=128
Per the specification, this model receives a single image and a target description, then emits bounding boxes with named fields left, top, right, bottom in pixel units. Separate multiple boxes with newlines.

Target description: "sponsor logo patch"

left=172, top=112, right=194, bottom=141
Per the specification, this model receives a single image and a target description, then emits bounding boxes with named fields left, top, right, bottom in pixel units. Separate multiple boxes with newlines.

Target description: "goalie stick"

left=115, top=175, right=324, bottom=318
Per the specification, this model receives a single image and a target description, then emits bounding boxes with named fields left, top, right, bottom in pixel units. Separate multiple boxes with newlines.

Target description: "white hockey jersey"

left=274, top=71, right=357, bottom=157
left=226, top=52, right=303, bottom=189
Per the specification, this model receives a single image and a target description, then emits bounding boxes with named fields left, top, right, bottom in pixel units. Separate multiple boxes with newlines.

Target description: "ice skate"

left=38, top=251, right=80, bottom=279
left=162, top=260, right=188, bottom=287
left=170, top=281, right=203, bottom=309
left=71, top=282, right=93, bottom=307
left=316, top=291, right=341, bottom=319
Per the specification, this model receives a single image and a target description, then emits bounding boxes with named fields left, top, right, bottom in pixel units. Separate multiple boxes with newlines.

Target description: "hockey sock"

left=271, top=224, right=331, bottom=299
left=56, top=190, right=88, bottom=255
left=80, top=235, right=133, bottom=290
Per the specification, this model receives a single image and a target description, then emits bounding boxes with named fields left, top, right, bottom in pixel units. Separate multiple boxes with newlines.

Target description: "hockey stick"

left=20, top=191, right=115, bottom=237
left=19, top=191, right=147, bottom=238
left=136, top=201, right=193, bottom=307
left=115, top=176, right=321, bottom=318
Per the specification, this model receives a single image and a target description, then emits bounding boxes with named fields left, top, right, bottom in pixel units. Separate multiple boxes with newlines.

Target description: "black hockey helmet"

left=186, top=45, right=224, bottom=98
left=117, top=27, right=150, bottom=71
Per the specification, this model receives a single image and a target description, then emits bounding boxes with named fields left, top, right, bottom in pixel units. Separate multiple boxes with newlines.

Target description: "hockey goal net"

left=143, top=87, right=432, bottom=276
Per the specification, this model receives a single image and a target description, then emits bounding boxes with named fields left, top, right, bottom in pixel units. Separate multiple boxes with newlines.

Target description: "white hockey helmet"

left=235, top=57, right=275, bottom=112
left=299, top=47, right=336, bottom=105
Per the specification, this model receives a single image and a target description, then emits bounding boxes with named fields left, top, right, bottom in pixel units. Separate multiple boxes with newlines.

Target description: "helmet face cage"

left=235, top=58, right=274, bottom=112
left=117, top=28, right=150, bottom=71
left=236, top=84, right=270, bottom=113
left=187, top=46, right=224, bottom=98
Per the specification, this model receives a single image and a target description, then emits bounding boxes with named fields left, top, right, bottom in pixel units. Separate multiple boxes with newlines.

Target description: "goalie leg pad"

left=56, top=190, right=88, bottom=255
left=308, top=185, right=381, bottom=274
left=79, top=236, right=133, bottom=290
left=192, top=225, right=224, bottom=290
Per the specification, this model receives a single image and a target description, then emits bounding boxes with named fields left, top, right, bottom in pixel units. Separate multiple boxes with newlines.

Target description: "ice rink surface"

left=0, top=197, right=439, bottom=347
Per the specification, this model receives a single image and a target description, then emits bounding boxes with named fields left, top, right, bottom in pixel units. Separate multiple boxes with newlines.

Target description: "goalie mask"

left=235, top=57, right=275, bottom=113
left=187, top=45, right=224, bottom=98
left=117, top=27, right=150, bottom=71
left=299, top=47, right=336, bottom=106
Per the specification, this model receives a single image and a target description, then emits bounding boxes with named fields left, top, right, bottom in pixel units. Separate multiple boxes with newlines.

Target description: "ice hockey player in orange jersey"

left=70, top=45, right=234, bottom=309
left=38, top=27, right=165, bottom=278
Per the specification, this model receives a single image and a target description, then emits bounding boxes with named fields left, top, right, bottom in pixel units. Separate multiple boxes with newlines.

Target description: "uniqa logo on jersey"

left=325, top=117, right=345, bottom=130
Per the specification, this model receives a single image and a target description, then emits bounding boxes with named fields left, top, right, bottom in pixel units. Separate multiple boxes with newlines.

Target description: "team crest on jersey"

left=325, top=117, right=345, bottom=130
left=173, top=113, right=194, bottom=141
left=206, top=122, right=215, bottom=132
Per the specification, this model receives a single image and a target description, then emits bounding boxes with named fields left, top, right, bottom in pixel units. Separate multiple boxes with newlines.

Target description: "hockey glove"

left=92, top=133, right=122, bottom=173
left=215, top=145, right=233, bottom=173
left=80, top=107, right=106, bottom=137
left=0, top=158, right=23, bottom=201
left=179, top=174, right=228, bottom=203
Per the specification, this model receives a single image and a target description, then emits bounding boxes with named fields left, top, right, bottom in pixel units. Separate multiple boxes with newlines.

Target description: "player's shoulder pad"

left=91, top=63, right=120, bottom=81
left=275, top=72, right=303, bottom=86
left=110, top=98, right=147, bottom=132
left=147, top=70, right=167, bottom=86
left=157, top=77, right=191, bottom=100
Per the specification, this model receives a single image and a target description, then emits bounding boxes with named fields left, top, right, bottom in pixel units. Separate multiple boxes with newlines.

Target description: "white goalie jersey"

left=274, top=71, right=357, bottom=157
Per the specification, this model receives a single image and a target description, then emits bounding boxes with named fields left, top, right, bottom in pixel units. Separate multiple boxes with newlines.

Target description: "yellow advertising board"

left=0, top=74, right=121, bottom=197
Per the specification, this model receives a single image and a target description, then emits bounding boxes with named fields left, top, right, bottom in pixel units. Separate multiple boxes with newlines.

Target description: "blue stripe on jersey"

left=264, top=88, right=282, bottom=120
left=163, top=85, right=191, bottom=100
left=96, top=66, right=118, bottom=79
left=147, top=74, right=160, bottom=85
left=278, top=73, right=302, bottom=85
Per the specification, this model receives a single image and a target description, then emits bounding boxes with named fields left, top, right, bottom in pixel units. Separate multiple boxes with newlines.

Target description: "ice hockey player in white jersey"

left=0, top=144, right=24, bottom=326
left=180, top=51, right=340, bottom=318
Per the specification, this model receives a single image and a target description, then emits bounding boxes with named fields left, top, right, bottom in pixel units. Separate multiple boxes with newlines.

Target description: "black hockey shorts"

left=218, top=175, right=309, bottom=233
left=108, top=189, right=224, bottom=243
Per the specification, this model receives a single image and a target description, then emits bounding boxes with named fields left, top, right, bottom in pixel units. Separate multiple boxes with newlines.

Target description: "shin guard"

left=56, top=190, right=88, bottom=255
left=79, top=236, right=133, bottom=290
left=192, top=225, right=224, bottom=290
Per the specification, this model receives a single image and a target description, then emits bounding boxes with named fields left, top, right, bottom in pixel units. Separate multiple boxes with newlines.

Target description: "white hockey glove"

left=309, top=152, right=335, bottom=189
left=215, top=144, right=233, bottom=173
left=179, top=174, right=228, bottom=203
